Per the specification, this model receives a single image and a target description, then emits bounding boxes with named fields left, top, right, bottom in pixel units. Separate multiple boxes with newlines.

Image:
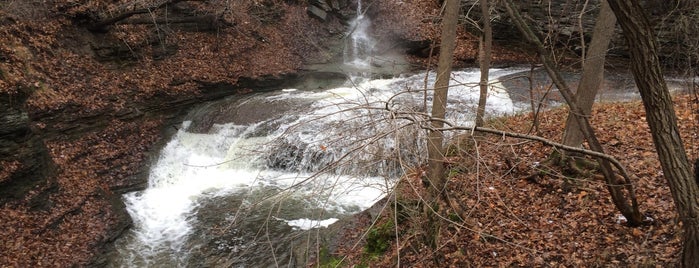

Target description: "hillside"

left=323, top=94, right=698, bottom=267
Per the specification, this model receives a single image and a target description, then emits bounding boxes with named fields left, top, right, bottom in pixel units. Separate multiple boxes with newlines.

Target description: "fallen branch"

left=390, top=110, right=634, bottom=188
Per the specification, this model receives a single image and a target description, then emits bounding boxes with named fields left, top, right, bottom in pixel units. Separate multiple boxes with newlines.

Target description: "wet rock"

left=0, top=92, right=54, bottom=205
left=266, top=142, right=305, bottom=171
left=311, top=0, right=332, bottom=12
left=290, top=197, right=387, bottom=266
left=86, top=188, right=134, bottom=267
left=307, top=5, right=328, bottom=21
left=307, top=0, right=354, bottom=22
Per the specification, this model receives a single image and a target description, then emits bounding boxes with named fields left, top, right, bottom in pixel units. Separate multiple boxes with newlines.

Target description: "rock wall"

left=0, top=91, right=53, bottom=205
left=461, top=0, right=699, bottom=68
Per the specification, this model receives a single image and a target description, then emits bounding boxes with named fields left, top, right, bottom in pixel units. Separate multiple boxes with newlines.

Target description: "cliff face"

left=460, top=0, right=699, bottom=69
left=0, top=91, right=53, bottom=204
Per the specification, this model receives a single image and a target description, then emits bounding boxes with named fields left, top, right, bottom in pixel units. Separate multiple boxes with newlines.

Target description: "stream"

left=105, top=64, right=529, bottom=267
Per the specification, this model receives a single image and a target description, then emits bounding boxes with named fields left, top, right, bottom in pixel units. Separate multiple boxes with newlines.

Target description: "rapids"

left=106, top=1, right=527, bottom=265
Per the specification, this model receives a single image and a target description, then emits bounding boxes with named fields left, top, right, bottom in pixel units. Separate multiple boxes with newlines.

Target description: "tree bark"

left=504, top=0, right=643, bottom=225
left=561, top=0, right=616, bottom=148
left=425, top=0, right=461, bottom=251
left=475, top=0, right=492, bottom=127
left=606, top=1, right=699, bottom=266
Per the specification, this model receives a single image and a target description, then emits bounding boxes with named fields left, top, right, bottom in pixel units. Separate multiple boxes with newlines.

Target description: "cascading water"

left=106, top=1, right=528, bottom=266
left=343, top=0, right=376, bottom=69
left=106, top=68, right=525, bottom=267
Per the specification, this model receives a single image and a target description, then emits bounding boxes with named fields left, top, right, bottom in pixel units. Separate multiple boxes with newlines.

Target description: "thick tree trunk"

left=606, top=1, right=699, bottom=266
left=425, top=0, right=461, bottom=251
left=504, top=0, right=643, bottom=225
left=561, top=0, right=616, bottom=148
left=475, top=0, right=492, bottom=127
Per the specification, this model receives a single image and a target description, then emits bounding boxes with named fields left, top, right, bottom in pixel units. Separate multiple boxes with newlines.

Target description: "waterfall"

left=106, top=61, right=527, bottom=265
left=343, top=0, right=376, bottom=69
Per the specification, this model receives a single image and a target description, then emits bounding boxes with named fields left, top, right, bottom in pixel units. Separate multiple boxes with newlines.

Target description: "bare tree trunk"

left=475, top=0, right=492, bottom=127
left=606, top=1, right=699, bottom=266
left=504, top=0, right=643, bottom=226
left=561, top=0, right=616, bottom=148
left=425, top=0, right=461, bottom=251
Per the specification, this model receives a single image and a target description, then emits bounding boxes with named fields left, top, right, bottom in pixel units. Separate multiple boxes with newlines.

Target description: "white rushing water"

left=109, top=68, right=526, bottom=266
left=344, top=0, right=375, bottom=69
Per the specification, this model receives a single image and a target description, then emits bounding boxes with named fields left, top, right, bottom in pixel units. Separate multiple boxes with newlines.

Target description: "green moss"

left=364, top=220, right=395, bottom=255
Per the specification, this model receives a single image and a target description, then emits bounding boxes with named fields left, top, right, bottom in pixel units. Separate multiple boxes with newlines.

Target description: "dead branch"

left=389, top=110, right=634, bottom=188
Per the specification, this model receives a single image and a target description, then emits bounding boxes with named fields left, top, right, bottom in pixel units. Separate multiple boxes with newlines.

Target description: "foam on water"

left=281, top=218, right=340, bottom=230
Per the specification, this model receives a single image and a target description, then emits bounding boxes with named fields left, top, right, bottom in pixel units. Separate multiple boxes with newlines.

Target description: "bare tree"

left=560, top=0, right=616, bottom=150
left=503, top=0, right=643, bottom=226
left=425, top=0, right=461, bottom=251
left=606, top=0, right=699, bottom=266
left=474, top=0, right=492, bottom=127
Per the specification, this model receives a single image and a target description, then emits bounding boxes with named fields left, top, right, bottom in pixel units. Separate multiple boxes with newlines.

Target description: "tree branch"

left=390, top=111, right=633, bottom=186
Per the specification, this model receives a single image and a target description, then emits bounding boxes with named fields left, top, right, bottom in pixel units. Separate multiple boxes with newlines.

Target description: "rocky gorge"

left=1, top=0, right=696, bottom=266
left=0, top=1, right=444, bottom=265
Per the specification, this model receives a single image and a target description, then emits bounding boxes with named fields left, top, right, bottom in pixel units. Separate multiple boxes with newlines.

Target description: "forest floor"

left=326, top=93, right=699, bottom=267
